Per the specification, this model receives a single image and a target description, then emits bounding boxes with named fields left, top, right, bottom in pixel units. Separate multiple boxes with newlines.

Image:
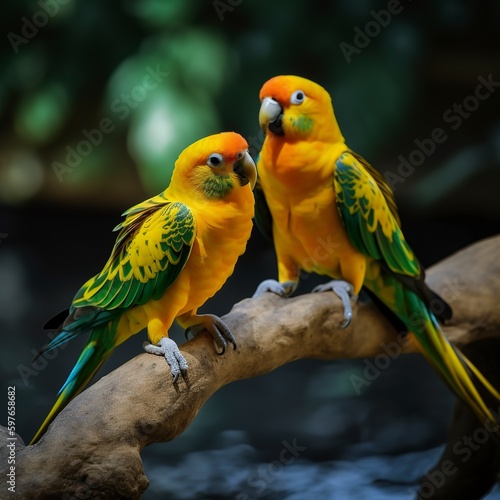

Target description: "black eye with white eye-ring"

left=207, top=153, right=224, bottom=167
left=290, top=90, right=305, bottom=104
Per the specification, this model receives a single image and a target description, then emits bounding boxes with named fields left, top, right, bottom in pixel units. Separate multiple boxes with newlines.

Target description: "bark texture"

left=2, top=235, right=500, bottom=499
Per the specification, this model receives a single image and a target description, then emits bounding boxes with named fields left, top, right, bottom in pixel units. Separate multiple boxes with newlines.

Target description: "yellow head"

left=259, top=75, right=344, bottom=144
left=169, top=132, right=257, bottom=200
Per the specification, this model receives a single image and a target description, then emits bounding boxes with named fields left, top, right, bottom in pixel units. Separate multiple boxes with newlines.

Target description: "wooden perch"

left=2, top=235, right=500, bottom=499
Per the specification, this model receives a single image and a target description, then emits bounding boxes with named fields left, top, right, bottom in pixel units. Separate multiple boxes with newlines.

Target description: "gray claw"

left=187, top=314, right=237, bottom=355
left=312, top=280, right=357, bottom=328
left=143, top=337, right=188, bottom=382
left=253, top=279, right=296, bottom=298
left=210, top=315, right=237, bottom=354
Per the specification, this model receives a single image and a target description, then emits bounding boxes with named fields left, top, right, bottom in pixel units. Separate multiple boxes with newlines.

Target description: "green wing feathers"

left=72, top=200, right=196, bottom=310
left=31, top=198, right=196, bottom=444
left=334, top=152, right=452, bottom=319
left=334, top=152, right=420, bottom=277
left=349, top=150, right=401, bottom=226
left=334, top=151, right=499, bottom=426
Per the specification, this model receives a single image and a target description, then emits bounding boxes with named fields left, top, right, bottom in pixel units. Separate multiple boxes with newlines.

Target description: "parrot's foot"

left=143, top=337, right=188, bottom=383
left=252, top=279, right=297, bottom=298
left=312, top=280, right=357, bottom=328
left=185, top=314, right=236, bottom=355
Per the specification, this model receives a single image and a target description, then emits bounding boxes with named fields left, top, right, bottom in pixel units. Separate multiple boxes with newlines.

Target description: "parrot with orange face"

left=30, top=132, right=256, bottom=444
left=253, top=74, right=500, bottom=427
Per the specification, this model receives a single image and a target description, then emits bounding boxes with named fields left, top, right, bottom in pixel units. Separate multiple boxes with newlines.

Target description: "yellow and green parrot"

left=253, top=75, right=500, bottom=427
left=30, top=132, right=256, bottom=444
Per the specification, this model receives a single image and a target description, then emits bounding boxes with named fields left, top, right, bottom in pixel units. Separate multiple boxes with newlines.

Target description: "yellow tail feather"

left=30, top=391, right=71, bottom=445
left=418, top=326, right=500, bottom=429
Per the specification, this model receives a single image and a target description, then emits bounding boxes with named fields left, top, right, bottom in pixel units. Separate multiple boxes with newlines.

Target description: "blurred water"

left=143, top=443, right=500, bottom=499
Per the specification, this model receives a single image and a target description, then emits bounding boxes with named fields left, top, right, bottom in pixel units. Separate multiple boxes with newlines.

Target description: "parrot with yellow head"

left=31, top=132, right=256, bottom=444
left=253, top=74, right=500, bottom=428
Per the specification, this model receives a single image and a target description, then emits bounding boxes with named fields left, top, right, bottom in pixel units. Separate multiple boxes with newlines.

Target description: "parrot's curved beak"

left=259, top=97, right=284, bottom=135
left=233, top=151, right=257, bottom=190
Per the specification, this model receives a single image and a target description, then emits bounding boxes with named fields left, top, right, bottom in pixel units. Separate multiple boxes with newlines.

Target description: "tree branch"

left=2, top=235, right=500, bottom=499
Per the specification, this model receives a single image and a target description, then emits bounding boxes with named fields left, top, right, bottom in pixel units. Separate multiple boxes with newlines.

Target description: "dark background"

left=1, top=1, right=500, bottom=498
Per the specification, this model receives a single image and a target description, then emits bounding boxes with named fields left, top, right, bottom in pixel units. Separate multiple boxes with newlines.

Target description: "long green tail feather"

left=365, top=269, right=500, bottom=428
left=30, top=320, right=118, bottom=444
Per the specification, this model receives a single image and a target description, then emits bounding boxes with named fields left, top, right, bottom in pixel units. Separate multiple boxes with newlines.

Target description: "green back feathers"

left=334, top=152, right=420, bottom=278
left=333, top=151, right=452, bottom=321
left=348, top=150, right=401, bottom=226
left=31, top=195, right=197, bottom=444
left=73, top=200, right=196, bottom=310
left=38, top=198, right=197, bottom=362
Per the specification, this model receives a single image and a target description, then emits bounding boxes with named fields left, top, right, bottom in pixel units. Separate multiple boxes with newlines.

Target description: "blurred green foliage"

left=1, top=0, right=499, bottom=211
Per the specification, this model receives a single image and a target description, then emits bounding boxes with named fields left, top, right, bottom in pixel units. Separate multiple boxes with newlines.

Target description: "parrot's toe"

left=252, top=279, right=296, bottom=298
left=312, top=280, right=357, bottom=328
left=143, top=337, right=188, bottom=382
left=186, top=314, right=236, bottom=355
